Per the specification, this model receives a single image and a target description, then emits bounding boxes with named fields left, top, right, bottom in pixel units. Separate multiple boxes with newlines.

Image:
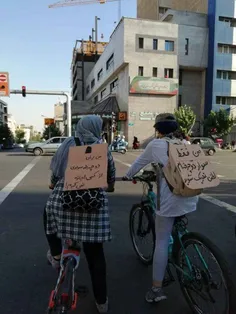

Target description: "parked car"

left=26, top=137, right=67, bottom=156
left=190, top=137, right=218, bottom=156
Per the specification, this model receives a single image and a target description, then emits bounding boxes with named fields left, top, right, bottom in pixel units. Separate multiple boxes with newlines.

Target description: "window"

left=106, top=54, right=114, bottom=71
left=185, top=38, right=189, bottom=55
left=86, top=85, right=90, bottom=95
left=219, top=16, right=236, bottom=27
left=179, top=69, right=183, bottom=85
left=110, top=78, right=118, bottom=93
left=159, top=6, right=168, bottom=15
left=48, top=138, right=61, bottom=144
left=153, top=39, right=158, bottom=50
left=97, top=68, right=103, bottom=81
left=91, top=79, right=95, bottom=89
left=152, top=67, right=158, bottom=77
left=178, top=95, right=182, bottom=108
left=216, top=96, right=236, bottom=105
left=60, top=138, right=66, bottom=143
left=94, top=95, right=98, bottom=104
left=164, top=68, right=174, bottom=78
left=139, top=37, right=144, bottom=49
left=165, top=40, right=174, bottom=52
left=218, top=43, right=236, bottom=54
left=138, top=66, right=144, bottom=76
left=101, top=88, right=106, bottom=99
left=217, top=70, right=236, bottom=80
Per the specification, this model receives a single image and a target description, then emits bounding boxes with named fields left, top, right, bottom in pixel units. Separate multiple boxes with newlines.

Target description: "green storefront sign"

left=130, top=76, right=178, bottom=95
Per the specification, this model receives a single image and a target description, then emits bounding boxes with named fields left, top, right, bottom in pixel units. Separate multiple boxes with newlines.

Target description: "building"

left=84, top=16, right=207, bottom=144
left=54, top=102, right=64, bottom=134
left=137, top=0, right=207, bottom=20
left=161, top=10, right=208, bottom=134
left=0, top=99, right=8, bottom=125
left=71, top=40, right=108, bottom=101
left=17, top=124, right=34, bottom=143
left=7, top=114, right=17, bottom=136
left=206, top=0, right=236, bottom=117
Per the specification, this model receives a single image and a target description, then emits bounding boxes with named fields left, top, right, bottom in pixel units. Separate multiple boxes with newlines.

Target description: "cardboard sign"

left=168, top=144, right=220, bottom=189
left=64, top=143, right=108, bottom=191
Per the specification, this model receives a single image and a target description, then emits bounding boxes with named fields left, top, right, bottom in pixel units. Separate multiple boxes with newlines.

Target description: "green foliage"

left=0, top=124, right=14, bottom=147
left=15, top=129, right=25, bottom=144
left=174, top=105, right=196, bottom=135
left=204, top=109, right=236, bottom=137
left=30, top=133, right=42, bottom=142
left=42, top=124, right=62, bottom=140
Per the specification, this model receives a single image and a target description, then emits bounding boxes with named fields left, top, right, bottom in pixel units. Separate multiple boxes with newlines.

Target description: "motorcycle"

left=109, top=139, right=128, bottom=154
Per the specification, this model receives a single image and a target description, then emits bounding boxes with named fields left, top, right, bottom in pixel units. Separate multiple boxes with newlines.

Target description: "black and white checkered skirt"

left=45, top=179, right=111, bottom=243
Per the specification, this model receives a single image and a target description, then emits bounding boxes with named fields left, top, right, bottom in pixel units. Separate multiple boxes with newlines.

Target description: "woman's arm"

left=126, top=141, right=153, bottom=178
left=107, top=150, right=116, bottom=186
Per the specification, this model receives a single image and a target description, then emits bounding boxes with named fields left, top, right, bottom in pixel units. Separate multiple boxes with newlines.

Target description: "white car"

left=26, top=137, right=67, bottom=156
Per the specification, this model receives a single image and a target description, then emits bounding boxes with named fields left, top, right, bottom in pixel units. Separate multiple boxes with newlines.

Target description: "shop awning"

left=91, top=95, right=120, bottom=113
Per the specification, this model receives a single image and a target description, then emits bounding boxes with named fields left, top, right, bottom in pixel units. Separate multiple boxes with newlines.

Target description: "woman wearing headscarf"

left=44, top=115, right=116, bottom=313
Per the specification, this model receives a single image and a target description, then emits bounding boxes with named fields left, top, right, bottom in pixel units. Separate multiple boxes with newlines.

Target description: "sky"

left=0, top=0, right=136, bottom=131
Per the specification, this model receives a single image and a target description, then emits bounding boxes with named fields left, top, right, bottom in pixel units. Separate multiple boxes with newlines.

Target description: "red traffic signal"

left=22, top=86, right=26, bottom=97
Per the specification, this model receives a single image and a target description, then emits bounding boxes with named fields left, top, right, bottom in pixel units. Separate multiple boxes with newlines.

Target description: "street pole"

left=95, top=16, right=100, bottom=62
left=10, top=89, right=72, bottom=137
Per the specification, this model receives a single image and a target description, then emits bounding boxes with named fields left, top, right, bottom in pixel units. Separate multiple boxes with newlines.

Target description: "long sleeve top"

left=126, top=139, right=198, bottom=217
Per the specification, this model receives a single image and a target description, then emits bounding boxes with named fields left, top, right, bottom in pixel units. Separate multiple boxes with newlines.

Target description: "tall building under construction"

left=137, top=0, right=207, bottom=20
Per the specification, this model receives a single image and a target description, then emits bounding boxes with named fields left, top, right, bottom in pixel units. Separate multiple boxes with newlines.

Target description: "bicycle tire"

left=129, top=203, right=155, bottom=265
left=175, top=232, right=236, bottom=314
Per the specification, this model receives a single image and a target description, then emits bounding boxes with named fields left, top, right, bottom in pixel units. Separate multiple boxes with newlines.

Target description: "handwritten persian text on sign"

left=169, top=144, right=220, bottom=189
left=64, top=143, right=108, bottom=191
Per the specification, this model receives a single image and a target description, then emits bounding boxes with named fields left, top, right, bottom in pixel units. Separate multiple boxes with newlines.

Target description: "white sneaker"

left=96, top=298, right=108, bottom=313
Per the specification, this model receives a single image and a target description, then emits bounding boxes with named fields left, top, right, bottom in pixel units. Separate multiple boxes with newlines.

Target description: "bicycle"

left=46, top=239, right=85, bottom=314
left=129, top=171, right=236, bottom=314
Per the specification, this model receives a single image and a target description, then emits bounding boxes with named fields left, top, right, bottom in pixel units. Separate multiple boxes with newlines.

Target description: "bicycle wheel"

left=175, top=232, right=236, bottom=314
left=129, top=203, right=155, bottom=265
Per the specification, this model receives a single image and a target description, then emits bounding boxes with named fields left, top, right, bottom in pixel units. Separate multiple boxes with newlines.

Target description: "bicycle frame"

left=145, top=189, right=211, bottom=284
left=48, top=240, right=80, bottom=313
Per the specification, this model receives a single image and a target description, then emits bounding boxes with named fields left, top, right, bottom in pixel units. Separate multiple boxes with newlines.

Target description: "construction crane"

left=49, top=0, right=122, bottom=22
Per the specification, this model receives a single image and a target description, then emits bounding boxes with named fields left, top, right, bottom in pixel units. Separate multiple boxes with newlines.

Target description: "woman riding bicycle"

left=44, top=115, right=116, bottom=313
left=123, top=113, right=198, bottom=303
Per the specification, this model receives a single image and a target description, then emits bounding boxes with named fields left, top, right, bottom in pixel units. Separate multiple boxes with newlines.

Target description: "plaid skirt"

left=45, top=179, right=111, bottom=243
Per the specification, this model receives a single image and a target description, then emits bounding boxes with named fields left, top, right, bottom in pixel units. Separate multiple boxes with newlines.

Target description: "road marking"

left=114, top=157, right=236, bottom=214
left=201, top=194, right=236, bottom=214
left=0, top=157, right=41, bottom=206
left=113, top=158, right=132, bottom=168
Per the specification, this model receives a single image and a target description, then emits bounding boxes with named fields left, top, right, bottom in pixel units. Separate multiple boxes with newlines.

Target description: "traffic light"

left=22, top=86, right=26, bottom=97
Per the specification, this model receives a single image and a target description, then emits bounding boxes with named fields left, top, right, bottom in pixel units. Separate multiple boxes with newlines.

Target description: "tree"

left=174, top=105, right=196, bottom=135
left=0, top=124, right=14, bottom=148
left=30, top=133, right=42, bottom=142
left=204, top=109, right=236, bottom=137
left=42, top=124, right=62, bottom=140
left=15, top=129, right=25, bottom=144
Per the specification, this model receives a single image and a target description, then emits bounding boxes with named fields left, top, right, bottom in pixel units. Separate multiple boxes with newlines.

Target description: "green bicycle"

left=129, top=171, right=236, bottom=314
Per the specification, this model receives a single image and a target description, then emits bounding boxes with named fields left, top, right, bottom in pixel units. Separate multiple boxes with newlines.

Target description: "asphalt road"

left=0, top=148, right=236, bottom=314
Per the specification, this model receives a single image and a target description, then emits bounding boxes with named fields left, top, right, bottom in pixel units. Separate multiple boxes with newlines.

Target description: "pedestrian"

left=123, top=113, right=198, bottom=303
left=44, top=115, right=116, bottom=313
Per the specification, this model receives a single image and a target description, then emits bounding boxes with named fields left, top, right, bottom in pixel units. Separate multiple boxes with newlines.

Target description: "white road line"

left=114, top=157, right=236, bottom=214
left=201, top=194, right=236, bottom=214
left=113, top=158, right=132, bottom=168
left=0, top=157, right=41, bottom=206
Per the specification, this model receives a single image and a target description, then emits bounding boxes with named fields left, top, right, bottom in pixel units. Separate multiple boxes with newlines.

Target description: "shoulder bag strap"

left=74, top=137, right=81, bottom=146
